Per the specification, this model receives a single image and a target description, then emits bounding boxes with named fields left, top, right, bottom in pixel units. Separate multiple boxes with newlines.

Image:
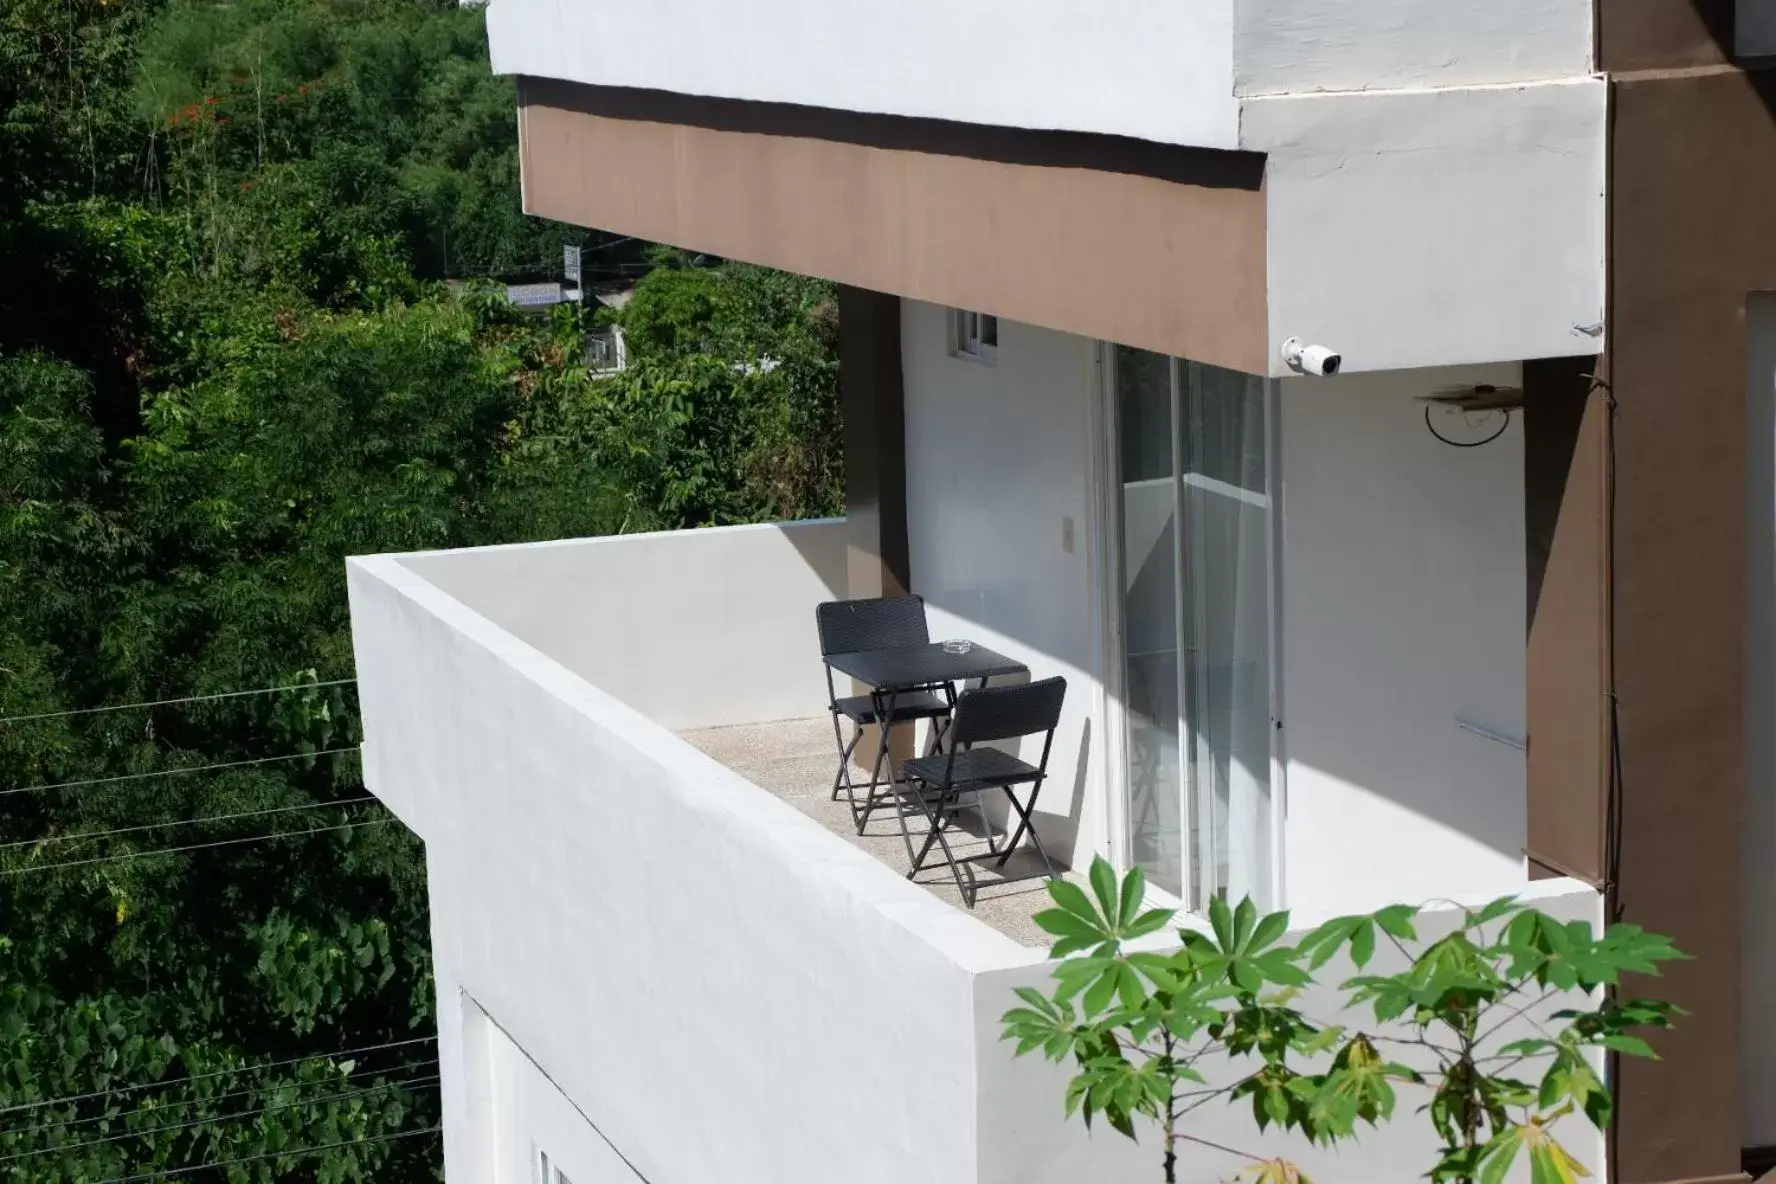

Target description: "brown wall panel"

left=1524, top=357, right=1611, bottom=885
left=838, top=286, right=909, bottom=599
left=1610, top=65, right=1776, bottom=1182
left=1599, top=0, right=1735, bottom=71
left=516, top=78, right=1269, bottom=376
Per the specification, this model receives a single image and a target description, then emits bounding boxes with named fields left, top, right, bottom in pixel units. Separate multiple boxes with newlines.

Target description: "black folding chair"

left=815, top=596, right=954, bottom=831
left=897, top=676, right=1066, bottom=908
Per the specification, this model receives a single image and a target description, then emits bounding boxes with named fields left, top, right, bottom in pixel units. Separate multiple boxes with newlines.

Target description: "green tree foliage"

left=0, top=0, right=843, bottom=1178
left=552, top=262, right=844, bottom=527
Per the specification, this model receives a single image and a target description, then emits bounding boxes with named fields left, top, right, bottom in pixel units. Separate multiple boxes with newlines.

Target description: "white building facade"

left=349, top=2, right=1776, bottom=1181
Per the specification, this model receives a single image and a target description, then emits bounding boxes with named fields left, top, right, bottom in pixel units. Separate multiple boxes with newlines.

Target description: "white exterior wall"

left=1246, top=79, right=1608, bottom=375
left=901, top=302, right=1105, bottom=867
left=901, top=308, right=1535, bottom=914
left=1233, top=0, right=1592, bottom=95
left=1278, top=364, right=1529, bottom=915
left=487, top=0, right=1241, bottom=149
left=1745, top=294, right=1776, bottom=1147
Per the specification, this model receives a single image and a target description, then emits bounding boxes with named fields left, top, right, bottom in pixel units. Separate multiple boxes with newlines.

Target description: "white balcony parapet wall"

left=349, top=522, right=1607, bottom=1184
left=395, top=520, right=850, bottom=732
left=348, top=523, right=1034, bottom=1184
left=487, top=0, right=1242, bottom=150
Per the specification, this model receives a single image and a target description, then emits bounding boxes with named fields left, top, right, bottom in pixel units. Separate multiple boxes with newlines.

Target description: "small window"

left=951, top=308, right=998, bottom=364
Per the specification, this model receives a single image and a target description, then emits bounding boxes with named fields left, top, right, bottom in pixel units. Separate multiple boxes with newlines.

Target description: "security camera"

left=1281, top=337, right=1342, bottom=377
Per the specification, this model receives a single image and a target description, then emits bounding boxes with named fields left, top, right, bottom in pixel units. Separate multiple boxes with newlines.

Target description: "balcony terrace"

left=347, top=516, right=1604, bottom=1184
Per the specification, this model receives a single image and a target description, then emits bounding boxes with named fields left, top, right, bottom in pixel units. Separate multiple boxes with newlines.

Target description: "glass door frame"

left=1089, top=342, right=1289, bottom=915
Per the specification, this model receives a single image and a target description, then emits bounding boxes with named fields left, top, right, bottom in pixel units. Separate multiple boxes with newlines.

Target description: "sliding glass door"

left=1112, top=346, right=1276, bottom=911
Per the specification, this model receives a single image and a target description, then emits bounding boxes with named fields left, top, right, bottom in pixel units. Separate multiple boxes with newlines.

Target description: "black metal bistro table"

left=822, top=641, right=1028, bottom=860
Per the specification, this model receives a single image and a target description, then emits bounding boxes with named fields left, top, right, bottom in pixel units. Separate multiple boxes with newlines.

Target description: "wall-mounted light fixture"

left=1417, top=383, right=1524, bottom=448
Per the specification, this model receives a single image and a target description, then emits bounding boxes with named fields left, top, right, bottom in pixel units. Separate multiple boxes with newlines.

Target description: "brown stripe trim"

left=520, top=77, right=1265, bottom=190
left=516, top=77, right=1270, bottom=374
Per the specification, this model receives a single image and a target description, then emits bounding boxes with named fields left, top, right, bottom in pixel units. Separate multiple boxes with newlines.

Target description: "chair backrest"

left=814, top=595, right=930, bottom=657
left=950, top=676, right=1067, bottom=747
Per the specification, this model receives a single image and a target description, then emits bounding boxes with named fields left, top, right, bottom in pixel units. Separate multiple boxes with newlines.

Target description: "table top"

left=825, top=642, right=1027, bottom=691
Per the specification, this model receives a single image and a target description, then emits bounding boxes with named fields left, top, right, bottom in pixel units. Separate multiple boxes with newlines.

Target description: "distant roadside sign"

left=563, top=244, right=582, bottom=284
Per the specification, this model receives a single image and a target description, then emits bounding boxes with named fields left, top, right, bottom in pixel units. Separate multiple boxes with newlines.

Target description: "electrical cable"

left=0, top=680, right=356, bottom=728
left=0, top=747, right=360, bottom=800
left=0, top=797, right=380, bottom=853
left=1423, top=405, right=1513, bottom=448
left=2, top=1060, right=440, bottom=1142
left=0, top=817, right=399, bottom=876
left=98, top=1123, right=442, bottom=1183
left=0, top=1074, right=440, bottom=1164
left=0, top=1037, right=436, bottom=1117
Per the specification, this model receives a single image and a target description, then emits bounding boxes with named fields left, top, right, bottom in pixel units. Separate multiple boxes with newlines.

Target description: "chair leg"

left=855, top=734, right=892, bottom=833
left=897, top=782, right=976, bottom=906
left=975, top=794, right=998, bottom=856
left=830, top=715, right=862, bottom=805
left=999, top=784, right=1059, bottom=881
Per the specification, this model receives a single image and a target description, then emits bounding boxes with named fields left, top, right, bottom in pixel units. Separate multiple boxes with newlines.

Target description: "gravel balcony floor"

left=680, top=716, right=1081, bottom=949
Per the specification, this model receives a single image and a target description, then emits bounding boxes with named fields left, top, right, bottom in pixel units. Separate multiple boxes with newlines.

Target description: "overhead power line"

left=0, top=680, right=357, bottom=728
left=0, top=1073, right=441, bottom=1165
left=0, top=816, right=399, bottom=876
left=0, top=747, right=361, bottom=800
left=2, top=1059, right=441, bottom=1144
left=0, top=797, right=380, bottom=853
left=0, top=1036, right=437, bottom=1118
left=100, top=1123, right=443, bottom=1183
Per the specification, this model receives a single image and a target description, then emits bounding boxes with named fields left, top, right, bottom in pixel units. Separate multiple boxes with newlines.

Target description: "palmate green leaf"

left=1235, top=1158, right=1314, bottom=1184
left=1035, top=907, right=1105, bottom=940
left=1035, top=905, right=1115, bottom=959
left=1233, top=896, right=1259, bottom=950
left=1596, top=1033, right=1656, bottom=1059
left=1115, top=962, right=1148, bottom=1010
left=1374, top=903, right=1420, bottom=941
left=1314, top=1035, right=1416, bottom=1132
left=1499, top=1037, right=1556, bottom=1058
left=1249, top=908, right=1291, bottom=954
left=1082, top=961, right=1123, bottom=1018
left=1539, top=1046, right=1611, bottom=1129
left=1250, top=949, right=1313, bottom=989
left=1477, top=1113, right=1593, bottom=1184
left=1046, top=878, right=1106, bottom=928
left=1125, top=950, right=1182, bottom=989
left=1124, top=908, right=1175, bottom=941
left=1117, top=863, right=1146, bottom=930
left=1053, top=955, right=1117, bottom=1005
left=1465, top=895, right=1524, bottom=930
left=1210, top=894, right=1237, bottom=952
left=1349, top=918, right=1376, bottom=969
left=1298, top=1024, right=1345, bottom=1056
left=1089, top=857, right=1120, bottom=928
left=1296, top=915, right=1360, bottom=969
